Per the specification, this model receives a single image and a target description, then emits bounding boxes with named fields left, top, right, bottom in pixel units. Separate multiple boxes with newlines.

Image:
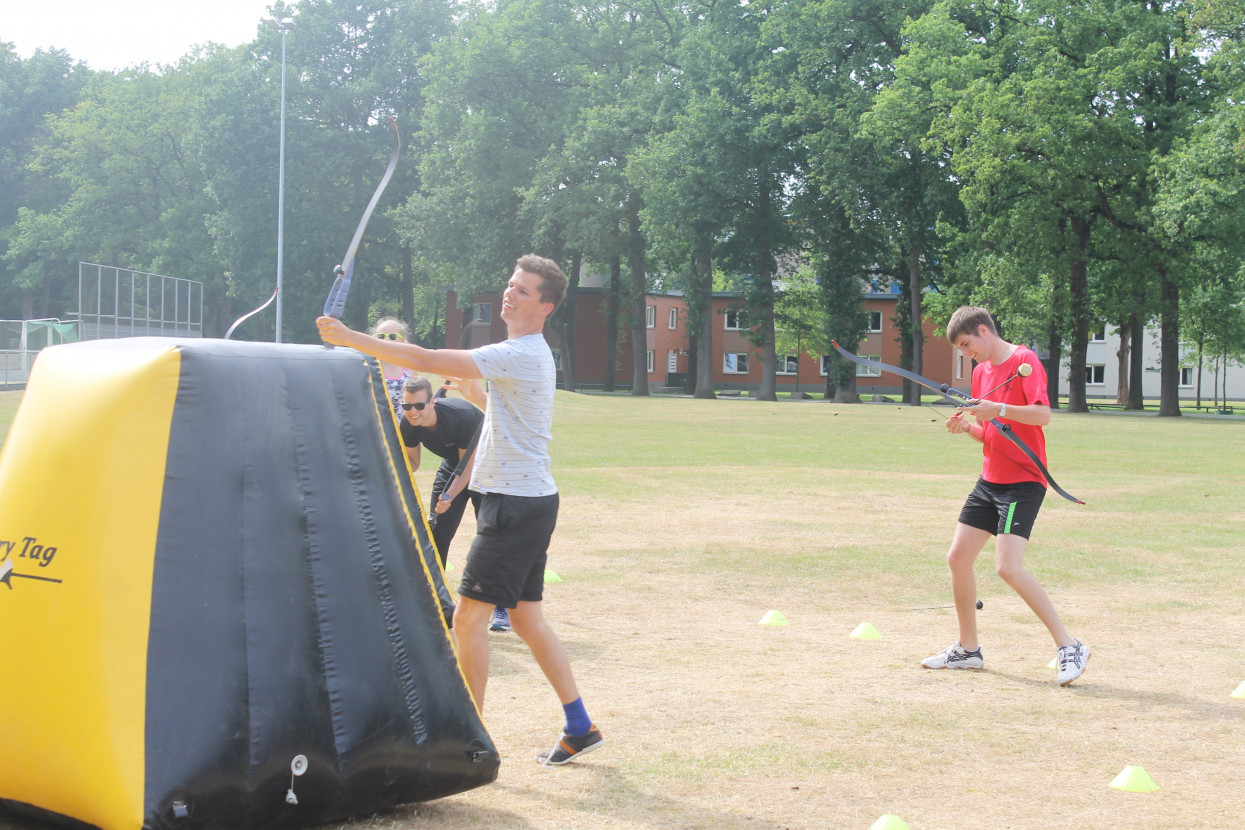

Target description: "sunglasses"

left=376, top=332, right=403, bottom=341
left=400, top=401, right=429, bottom=411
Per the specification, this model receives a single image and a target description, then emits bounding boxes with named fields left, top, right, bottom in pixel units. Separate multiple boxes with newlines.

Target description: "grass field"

left=2, top=389, right=1244, bottom=829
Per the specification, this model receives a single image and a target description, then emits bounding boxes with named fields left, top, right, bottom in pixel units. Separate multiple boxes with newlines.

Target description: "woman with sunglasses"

left=370, top=317, right=412, bottom=417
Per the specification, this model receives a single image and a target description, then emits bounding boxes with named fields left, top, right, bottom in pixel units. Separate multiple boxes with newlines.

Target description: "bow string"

left=830, top=340, right=1084, bottom=504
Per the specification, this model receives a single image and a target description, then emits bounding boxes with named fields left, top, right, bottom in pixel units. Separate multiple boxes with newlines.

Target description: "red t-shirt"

left=973, top=345, right=1049, bottom=487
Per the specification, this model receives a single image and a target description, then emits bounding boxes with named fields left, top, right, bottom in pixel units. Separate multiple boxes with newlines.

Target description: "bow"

left=224, top=286, right=278, bottom=340
left=323, top=118, right=401, bottom=318
left=830, top=340, right=1084, bottom=504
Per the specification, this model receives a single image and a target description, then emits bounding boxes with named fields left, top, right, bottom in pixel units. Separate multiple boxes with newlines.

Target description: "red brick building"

left=444, top=288, right=955, bottom=396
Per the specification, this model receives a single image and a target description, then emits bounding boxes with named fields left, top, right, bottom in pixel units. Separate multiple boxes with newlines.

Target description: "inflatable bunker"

left=0, top=338, right=498, bottom=830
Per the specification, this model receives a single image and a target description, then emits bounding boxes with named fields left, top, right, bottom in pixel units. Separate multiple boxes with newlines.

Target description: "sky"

left=3, top=0, right=278, bottom=72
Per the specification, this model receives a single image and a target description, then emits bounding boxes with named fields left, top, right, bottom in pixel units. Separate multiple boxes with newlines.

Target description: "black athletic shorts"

left=958, top=477, right=1046, bottom=539
left=458, top=492, right=559, bottom=608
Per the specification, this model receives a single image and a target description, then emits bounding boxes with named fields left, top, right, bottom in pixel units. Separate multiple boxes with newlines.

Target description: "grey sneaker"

left=922, top=642, right=984, bottom=670
left=489, top=607, right=512, bottom=632
left=1056, top=639, right=1089, bottom=686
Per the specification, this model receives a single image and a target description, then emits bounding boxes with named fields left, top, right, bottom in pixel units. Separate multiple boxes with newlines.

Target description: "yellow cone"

left=850, top=622, right=881, bottom=639
left=1048, top=657, right=1058, bottom=669
left=759, top=610, right=788, bottom=626
left=1231, top=681, right=1245, bottom=699
left=543, top=569, right=562, bottom=583
left=870, top=815, right=910, bottom=830
left=1109, top=765, right=1159, bottom=792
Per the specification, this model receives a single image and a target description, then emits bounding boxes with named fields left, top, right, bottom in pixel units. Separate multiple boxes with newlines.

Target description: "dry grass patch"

left=2, top=393, right=1243, bottom=830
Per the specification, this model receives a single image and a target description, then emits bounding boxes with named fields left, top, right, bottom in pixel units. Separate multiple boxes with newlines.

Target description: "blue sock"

left=562, top=697, right=591, bottom=736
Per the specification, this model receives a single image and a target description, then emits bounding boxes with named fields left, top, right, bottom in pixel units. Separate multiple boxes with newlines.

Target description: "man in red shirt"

left=921, top=307, right=1089, bottom=686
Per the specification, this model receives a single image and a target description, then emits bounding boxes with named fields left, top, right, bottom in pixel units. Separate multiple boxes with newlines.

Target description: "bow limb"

left=989, top=420, right=1085, bottom=504
left=830, top=340, right=971, bottom=406
left=323, top=118, right=401, bottom=318
left=224, top=286, right=278, bottom=340
left=829, top=340, right=1084, bottom=504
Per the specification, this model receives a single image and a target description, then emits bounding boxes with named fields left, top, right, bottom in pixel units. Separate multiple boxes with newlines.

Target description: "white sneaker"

left=1056, top=639, right=1089, bottom=686
left=921, top=642, right=983, bottom=670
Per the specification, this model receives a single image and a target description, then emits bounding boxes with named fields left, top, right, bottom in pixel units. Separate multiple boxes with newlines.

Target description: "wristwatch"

left=999, top=402, right=1008, bottom=418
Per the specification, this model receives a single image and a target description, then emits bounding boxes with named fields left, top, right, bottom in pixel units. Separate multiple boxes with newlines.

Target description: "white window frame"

left=473, top=303, right=492, bottom=324
left=724, top=352, right=749, bottom=374
left=1180, top=366, right=1194, bottom=387
left=724, top=309, right=742, bottom=330
left=668, top=307, right=678, bottom=329
left=646, top=349, right=655, bottom=373
left=856, top=355, right=882, bottom=378
left=646, top=305, right=656, bottom=329
left=1089, top=327, right=1106, bottom=342
left=777, top=354, right=799, bottom=375
left=867, top=311, right=882, bottom=333
left=1085, top=364, right=1105, bottom=386
left=821, top=353, right=882, bottom=377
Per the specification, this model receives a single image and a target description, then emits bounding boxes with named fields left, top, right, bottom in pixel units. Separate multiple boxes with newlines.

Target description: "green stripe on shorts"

left=1003, top=501, right=1018, bottom=534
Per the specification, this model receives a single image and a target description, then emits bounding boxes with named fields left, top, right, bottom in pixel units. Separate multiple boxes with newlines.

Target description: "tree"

left=0, top=45, right=90, bottom=319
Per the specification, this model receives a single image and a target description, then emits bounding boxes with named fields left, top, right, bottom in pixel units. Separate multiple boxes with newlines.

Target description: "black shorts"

left=959, top=478, right=1046, bottom=539
left=458, top=492, right=559, bottom=608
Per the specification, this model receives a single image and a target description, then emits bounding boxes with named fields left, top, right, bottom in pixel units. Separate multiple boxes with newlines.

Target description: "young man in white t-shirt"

left=317, top=254, right=603, bottom=765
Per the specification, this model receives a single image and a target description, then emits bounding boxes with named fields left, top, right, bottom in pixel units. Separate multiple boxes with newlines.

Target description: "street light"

left=264, top=16, right=295, bottom=342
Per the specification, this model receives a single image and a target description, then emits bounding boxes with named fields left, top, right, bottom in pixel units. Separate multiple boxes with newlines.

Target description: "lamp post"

left=264, top=16, right=295, bottom=342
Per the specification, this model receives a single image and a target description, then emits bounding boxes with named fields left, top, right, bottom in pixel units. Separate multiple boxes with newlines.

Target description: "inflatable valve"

left=286, top=755, right=308, bottom=805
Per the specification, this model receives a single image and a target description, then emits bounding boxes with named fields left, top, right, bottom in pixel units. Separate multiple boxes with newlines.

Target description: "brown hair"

left=401, top=375, right=433, bottom=397
left=515, top=254, right=568, bottom=309
left=946, top=307, right=998, bottom=342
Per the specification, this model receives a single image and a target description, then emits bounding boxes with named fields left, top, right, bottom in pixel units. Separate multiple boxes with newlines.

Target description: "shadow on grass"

left=987, top=669, right=1245, bottom=719
left=499, top=764, right=794, bottom=830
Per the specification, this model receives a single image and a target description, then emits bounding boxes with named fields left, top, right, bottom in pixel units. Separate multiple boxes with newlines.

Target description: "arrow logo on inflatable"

left=0, top=557, right=63, bottom=590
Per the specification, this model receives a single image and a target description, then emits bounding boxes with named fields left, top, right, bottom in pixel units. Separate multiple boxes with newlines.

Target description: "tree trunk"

left=1045, top=321, right=1063, bottom=411
left=907, top=243, right=924, bottom=407
left=1128, top=313, right=1144, bottom=409
left=895, top=277, right=915, bottom=404
left=1157, top=272, right=1182, bottom=416
left=556, top=252, right=581, bottom=392
left=1065, top=215, right=1091, bottom=413
left=754, top=180, right=777, bottom=402
left=603, top=251, right=621, bottom=392
left=628, top=200, right=649, bottom=396
left=691, top=239, right=716, bottom=399
left=1115, top=322, right=1130, bottom=405
left=401, top=244, right=414, bottom=335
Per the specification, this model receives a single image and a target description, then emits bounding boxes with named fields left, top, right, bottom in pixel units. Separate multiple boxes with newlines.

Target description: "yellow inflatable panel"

left=0, top=340, right=179, bottom=830
left=0, top=338, right=495, bottom=830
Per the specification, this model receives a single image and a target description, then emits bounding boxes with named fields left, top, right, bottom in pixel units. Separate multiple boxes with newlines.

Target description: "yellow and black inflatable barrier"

left=0, top=338, right=497, bottom=830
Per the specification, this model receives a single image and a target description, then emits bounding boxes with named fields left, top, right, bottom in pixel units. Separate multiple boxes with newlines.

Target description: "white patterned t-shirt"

left=468, top=334, right=557, bottom=496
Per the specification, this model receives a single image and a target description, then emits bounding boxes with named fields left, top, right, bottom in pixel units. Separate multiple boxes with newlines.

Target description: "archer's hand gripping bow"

left=830, top=340, right=1084, bottom=504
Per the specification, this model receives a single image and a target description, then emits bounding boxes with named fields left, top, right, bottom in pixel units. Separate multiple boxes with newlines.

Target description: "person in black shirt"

left=399, top=376, right=483, bottom=565
left=399, top=376, right=513, bottom=633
